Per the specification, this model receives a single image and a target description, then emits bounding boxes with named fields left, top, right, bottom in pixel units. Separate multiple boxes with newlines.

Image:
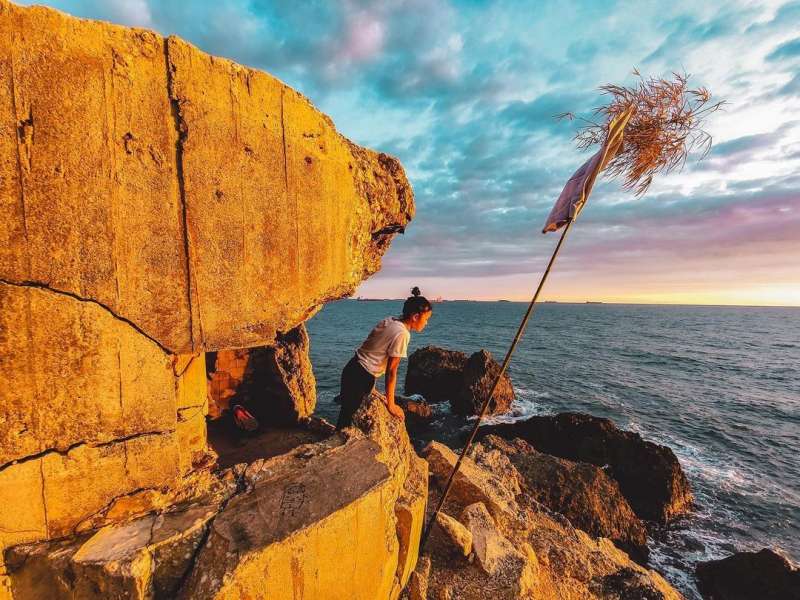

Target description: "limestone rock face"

left=1, top=0, right=413, bottom=354
left=0, top=0, right=413, bottom=577
left=477, top=436, right=649, bottom=563
left=454, top=350, right=515, bottom=415
left=405, top=346, right=469, bottom=403
left=479, top=412, right=692, bottom=523
left=695, top=549, right=800, bottom=600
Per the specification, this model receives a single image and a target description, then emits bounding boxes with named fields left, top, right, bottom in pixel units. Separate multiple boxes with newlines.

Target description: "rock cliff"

left=0, top=1, right=415, bottom=597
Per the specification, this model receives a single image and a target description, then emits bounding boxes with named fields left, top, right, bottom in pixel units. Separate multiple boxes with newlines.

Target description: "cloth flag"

left=542, top=106, right=635, bottom=233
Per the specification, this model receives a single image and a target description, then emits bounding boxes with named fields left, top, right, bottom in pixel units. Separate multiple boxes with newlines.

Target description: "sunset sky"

left=22, top=0, right=800, bottom=306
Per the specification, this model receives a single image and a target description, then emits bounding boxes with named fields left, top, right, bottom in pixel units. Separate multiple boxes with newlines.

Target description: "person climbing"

left=336, top=287, right=433, bottom=429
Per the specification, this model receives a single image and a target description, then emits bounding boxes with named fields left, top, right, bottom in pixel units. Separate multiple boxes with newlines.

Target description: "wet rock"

left=695, top=548, right=800, bottom=600
left=477, top=436, right=649, bottom=563
left=396, top=394, right=434, bottom=423
left=479, top=412, right=692, bottom=523
left=405, top=346, right=469, bottom=403
left=453, top=350, right=515, bottom=416
left=589, top=567, right=674, bottom=600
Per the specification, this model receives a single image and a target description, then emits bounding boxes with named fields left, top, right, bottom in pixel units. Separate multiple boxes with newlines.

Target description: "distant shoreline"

left=347, top=298, right=799, bottom=309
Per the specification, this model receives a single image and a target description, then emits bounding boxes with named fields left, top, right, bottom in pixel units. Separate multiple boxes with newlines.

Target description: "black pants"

left=336, top=355, right=376, bottom=429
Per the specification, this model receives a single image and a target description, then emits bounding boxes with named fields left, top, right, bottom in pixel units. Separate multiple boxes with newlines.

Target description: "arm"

left=384, top=356, right=404, bottom=419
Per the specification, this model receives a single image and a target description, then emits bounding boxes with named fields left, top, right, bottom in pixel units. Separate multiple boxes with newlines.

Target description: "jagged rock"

left=406, top=556, right=431, bottom=600
left=5, top=504, right=220, bottom=599
left=0, top=0, right=413, bottom=572
left=405, top=346, right=469, bottom=403
left=476, top=436, right=649, bottom=563
left=423, top=441, right=522, bottom=528
left=207, top=324, right=316, bottom=425
left=454, top=350, right=515, bottom=415
left=430, top=513, right=473, bottom=558
left=460, top=503, right=522, bottom=576
left=479, top=412, right=692, bottom=523
left=396, top=394, right=434, bottom=423
left=421, top=440, right=683, bottom=600
left=405, top=347, right=514, bottom=416
left=695, top=548, right=800, bottom=600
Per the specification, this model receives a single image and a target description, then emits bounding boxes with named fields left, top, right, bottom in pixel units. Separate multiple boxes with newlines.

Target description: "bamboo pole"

left=418, top=216, right=575, bottom=551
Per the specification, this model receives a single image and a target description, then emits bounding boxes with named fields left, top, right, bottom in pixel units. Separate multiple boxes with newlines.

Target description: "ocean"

left=306, top=299, right=799, bottom=599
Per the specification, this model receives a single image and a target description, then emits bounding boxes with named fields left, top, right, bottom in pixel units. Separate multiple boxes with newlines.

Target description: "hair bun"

left=411, top=286, right=421, bottom=297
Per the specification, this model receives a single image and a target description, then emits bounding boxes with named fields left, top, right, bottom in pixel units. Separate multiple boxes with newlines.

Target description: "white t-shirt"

left=356, top=317, right=411, bottom=377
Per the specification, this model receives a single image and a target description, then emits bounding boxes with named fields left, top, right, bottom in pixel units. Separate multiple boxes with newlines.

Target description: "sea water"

left=306, top=300, right=799, bottom=598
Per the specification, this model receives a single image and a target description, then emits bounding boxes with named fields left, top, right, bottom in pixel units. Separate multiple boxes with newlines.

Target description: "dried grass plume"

left=557, top=70, right=725, bottom=196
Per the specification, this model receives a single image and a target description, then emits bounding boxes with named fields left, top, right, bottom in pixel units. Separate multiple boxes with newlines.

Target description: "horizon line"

left=347, top=298, right=800, bottom=309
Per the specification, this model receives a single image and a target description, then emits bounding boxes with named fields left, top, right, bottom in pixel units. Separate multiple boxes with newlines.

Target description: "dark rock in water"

left=476, top=435, right=649, bottom=564
left=396, top=394, right=434, bottom=422
left=478, top=412, right=692, bottom=523
left=405, top=346, right=468, bottom=403
left=405, top=346, right=514, bottom=416
left=695, top=548, right=800, bottom=600
left=453, top=350, right=515, bottom=416
left=590, top=567, right=672, bottom=600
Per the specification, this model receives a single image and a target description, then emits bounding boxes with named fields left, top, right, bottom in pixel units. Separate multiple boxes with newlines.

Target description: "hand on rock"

left=388, top=403, right=405, bottom=420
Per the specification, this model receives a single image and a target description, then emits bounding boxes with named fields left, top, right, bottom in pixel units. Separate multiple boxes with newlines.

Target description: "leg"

left=336, top=356, right=375, bottom=430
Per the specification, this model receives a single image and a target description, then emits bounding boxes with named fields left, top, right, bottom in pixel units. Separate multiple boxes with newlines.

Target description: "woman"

left=336, top=287, right=433, bottom=429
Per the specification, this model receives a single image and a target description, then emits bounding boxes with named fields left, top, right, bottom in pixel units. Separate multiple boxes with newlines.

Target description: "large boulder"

left=476, top=436, right=649, bottom=563
left=454, top=350, right=515, bottom=415
left=479, top=412, right=692, bottom=523
left=405, top=346, right=514, bottom=416
left=695, top=549, right=800, bottom=600
left=405, top=346, right=468, bottom=403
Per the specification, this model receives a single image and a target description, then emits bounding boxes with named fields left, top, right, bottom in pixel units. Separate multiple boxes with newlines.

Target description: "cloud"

left=13, top=0, right=800, bottom=305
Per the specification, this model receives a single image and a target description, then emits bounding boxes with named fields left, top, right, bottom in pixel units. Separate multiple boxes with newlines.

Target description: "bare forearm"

left=385, top=369, right=398, bottom=405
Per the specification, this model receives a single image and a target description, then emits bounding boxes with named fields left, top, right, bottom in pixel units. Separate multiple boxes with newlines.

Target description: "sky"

left=19, top=0, right=800, bottom=305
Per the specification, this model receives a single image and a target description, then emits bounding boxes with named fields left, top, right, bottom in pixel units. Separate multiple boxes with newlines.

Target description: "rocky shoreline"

left=401, top=344, right=799, bottom=599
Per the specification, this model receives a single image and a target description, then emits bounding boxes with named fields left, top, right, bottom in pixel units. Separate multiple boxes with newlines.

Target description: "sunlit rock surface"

left=0, top=0, right=414, bottom=596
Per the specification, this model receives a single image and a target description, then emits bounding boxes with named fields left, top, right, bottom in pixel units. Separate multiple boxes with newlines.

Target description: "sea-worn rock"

left=405, top=346, right=469, bottom=403
left=476, top=436, right=649, bottom=563
left=695, top=548, right=800, bottom=600
left=0, top=0, right=414, bottom=575
left=479, top=412, right=692, bottom=523
left=454, top=350, right=515, bottom=415
left=405, top=347, right=514, bottom=415
left=396, top=394, right=434, bottom=423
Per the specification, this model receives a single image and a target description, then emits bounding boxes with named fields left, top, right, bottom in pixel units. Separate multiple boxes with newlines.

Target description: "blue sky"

left=20, top=0, right=800, bottom=305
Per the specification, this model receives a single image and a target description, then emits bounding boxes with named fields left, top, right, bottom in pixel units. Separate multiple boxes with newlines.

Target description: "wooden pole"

left=418, top=217, right=575, bottom=551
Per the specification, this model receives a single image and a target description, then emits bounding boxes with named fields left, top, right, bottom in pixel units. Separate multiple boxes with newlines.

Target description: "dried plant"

left=557, top=70, right=725, bottom=196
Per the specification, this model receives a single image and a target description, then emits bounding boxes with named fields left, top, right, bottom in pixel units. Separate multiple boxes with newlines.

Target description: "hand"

left=388, top=403, right=405, bottom=420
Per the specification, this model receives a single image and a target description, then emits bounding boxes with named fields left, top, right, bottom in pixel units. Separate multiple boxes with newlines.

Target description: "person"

left=336, top=287, right=433, bottom=429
